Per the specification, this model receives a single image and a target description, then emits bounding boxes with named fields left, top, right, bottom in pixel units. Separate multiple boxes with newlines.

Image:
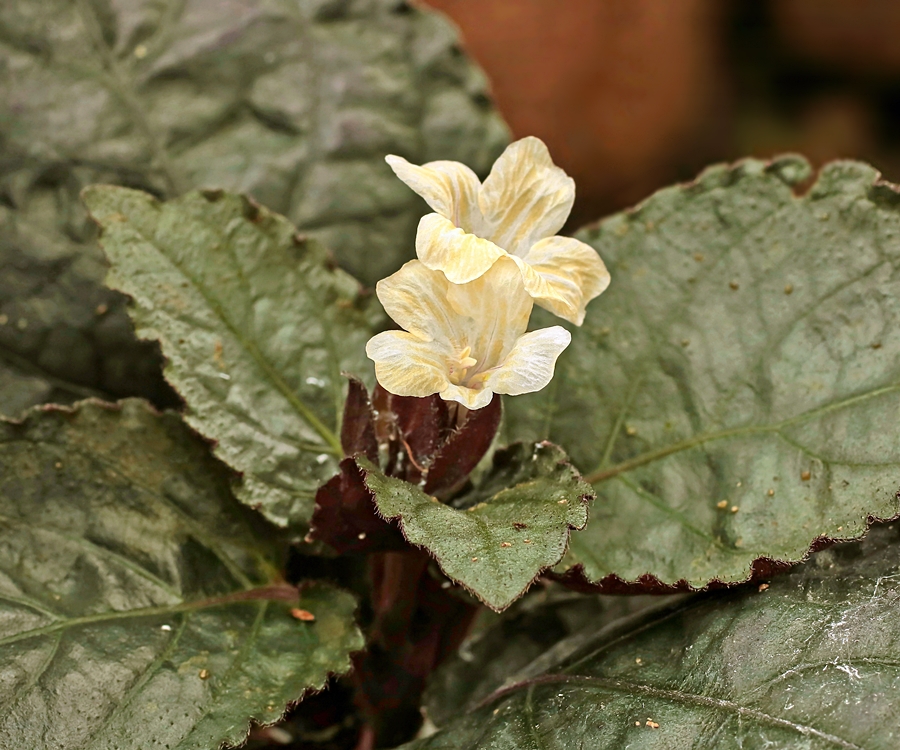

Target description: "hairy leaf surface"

left=0, top=400, right=362, bottom=750
left=84, top=186, right=375, bottom=527
left=410, top=524, right=900, bottom=749
left=363, top=443, right=593, bottom=611
left=506, top=158, right=900, bottom=588
left=0, top=0, right=507, bottom=407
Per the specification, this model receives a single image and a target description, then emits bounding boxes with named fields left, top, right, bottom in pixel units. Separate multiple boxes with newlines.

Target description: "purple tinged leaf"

left=341, top=377, right=378, bottom=461
left=309, top=458, right=406, bottom=554
left=424, top=396, right=502, bottom=495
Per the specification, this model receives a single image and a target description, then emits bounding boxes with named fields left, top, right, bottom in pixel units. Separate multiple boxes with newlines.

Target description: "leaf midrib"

left=585, top=381, right=900, bottom=484
left=488, top=674, right=862, bottom=749
left=110, top=209, right=344, bottom=456
left=0, top=584, right=297, bottom=648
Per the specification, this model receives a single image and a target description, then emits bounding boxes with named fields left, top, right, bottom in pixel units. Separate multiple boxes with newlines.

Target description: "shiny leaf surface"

left=0, top=400, right=363, bottom=750
left=506, top=157, right=900, bottom=589
left=409, top=523, right=900, bottom=749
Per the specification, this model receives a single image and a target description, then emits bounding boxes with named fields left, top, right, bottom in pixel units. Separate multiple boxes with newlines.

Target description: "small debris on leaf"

left=500, top=542, right=511, bottom=548
left=471, top=557, right=478, bottom=562
left=767, top=488, right=775, bottom=497
left=523, top=539, right=532, bottom=544
left=693, top=252, right=704, bottom=262
left=513, top=522, right=527, bottom=530
left=557, top=499, right=568, bottom=505
left=95, top=303, right=108, bottom=316
left=758, top=583, right=769, bottom=592
left=784, top=283, right=794, bottom=295
left=801, top=470, right=811, bottom=481
left=716, top=500, right=728, bottom=509
left=681, top=339, right=690, bottom=347
left=729, top=280, right=739, bottom=290
left=730, top=505, right=739, bottom=514
left=290, top=608, right=316, bottom=622
left=625, top=425, right=638, bottom=436
left=635, top=657, right=642, bottom=664
left=646, top=720, right=660, bottom=729
left=199, top=669, right=210, bottom=680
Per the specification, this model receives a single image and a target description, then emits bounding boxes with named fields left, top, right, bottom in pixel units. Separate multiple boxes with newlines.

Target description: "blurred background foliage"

left=422, top=0, right=900, bottom=227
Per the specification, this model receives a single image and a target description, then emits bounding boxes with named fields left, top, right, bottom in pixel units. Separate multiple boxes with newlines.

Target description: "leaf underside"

left=505, top=156, right=900, bottom=590
left=0, top=0, right=508, bottom=412
left=84, top=186, right=376, bottom=528
left=363, top=443, right=593, bottom=611
left=0, top=400, right=362, bottom=750
left=408, top=522, right=900, bottom=750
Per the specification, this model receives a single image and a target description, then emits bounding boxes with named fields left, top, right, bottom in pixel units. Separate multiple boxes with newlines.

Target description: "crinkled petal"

left=478, top=137, right=575, bottom=256
left=416, top=213, right=506, bottom=285
left=365, top=331, right=450, bottom=398
left=445, top=256, right=532, bottom=367
left=375, top=260, right=457, bottom=342
left=385, top=155, right=484, bottom=232
left=518, top=236, right=611, bottom=325
left=439, top=383, right=495, bottom=410
left=484, top=326, right=572, bottom=396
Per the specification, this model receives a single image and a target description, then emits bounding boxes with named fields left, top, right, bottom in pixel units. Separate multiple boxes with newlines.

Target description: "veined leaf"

left=0, top=0, right=508, bottom=409
left=0, top=399, right=363, bottom=750
left=505, top=157, right=900, bottom=589
left=84, top=186, right=376, bottom=527
left=408, top=523, right=900, bottom=749
left=362, top=443, right=593, bottom=611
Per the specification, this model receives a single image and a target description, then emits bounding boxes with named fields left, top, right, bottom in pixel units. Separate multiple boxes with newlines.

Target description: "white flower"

left=365, top=257, right=571, bottom=410
left=386, top=136, right=610, bottom=325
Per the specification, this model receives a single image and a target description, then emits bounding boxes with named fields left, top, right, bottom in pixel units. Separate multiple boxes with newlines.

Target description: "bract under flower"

left=386, top=136, right=610, bottom=325
left=365, top=258, right=571, bottom=410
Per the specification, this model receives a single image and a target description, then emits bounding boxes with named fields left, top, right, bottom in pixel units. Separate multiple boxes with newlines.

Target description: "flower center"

left=447, top=346, right=479, bottom=386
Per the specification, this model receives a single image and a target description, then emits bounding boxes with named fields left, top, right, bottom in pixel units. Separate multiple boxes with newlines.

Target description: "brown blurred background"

left=419, top=0, right=900, bottom=227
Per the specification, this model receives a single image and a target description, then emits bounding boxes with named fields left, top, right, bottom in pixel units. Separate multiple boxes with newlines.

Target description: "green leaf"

left=505, top=157, right=900, bottom=589
left=83, top=186, right=376, bottom=528
left=423, top=588, right=665, bottom=727
left=0, top=202, right=176, bottom=408
left=361, top=443, right=593, bottom=611
left=0, top=0, right=507, bottom=411
left=408, top=523, right=900, bottom=749
left=0, top=399, right=363, bottom=750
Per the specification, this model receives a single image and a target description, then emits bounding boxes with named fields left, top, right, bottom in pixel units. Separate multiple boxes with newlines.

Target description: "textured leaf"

left=0, top=0, right=507, bottom=408
left=0, top=202, right=176, bottom=408
left=0, top=399, right=363, bottom=750
left=505, top=157, right=900, bottom=589
left=408, top=523, right=900, bottom=750
left=84, top=186, right=375, bottom=528
left=423, top=589, right=670, bottom=727
left=362, top=443, right=593, bottom=611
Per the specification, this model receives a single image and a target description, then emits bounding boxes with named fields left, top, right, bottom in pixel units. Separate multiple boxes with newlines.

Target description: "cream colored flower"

left=386, top=136, right=610, bottom=325
left=365, top=257, right=571, bottom=410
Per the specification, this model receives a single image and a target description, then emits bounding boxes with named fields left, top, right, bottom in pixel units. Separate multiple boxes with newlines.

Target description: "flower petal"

left=365, top=331, right=450, bottom=398
left=518, top=236, right=611, bottom=325
left=440, top=383, right=495, bottom=410
left=416, top=213, right=506, bottom=285
left=478, top=137, right=575, bottom=256
left=375, top=260, right=457, bottom=341
left=445, top=256, right=532, bottom=367
left=484, top=326, right=572, bottom=396
left=385, top=155, right=484, bottom=232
